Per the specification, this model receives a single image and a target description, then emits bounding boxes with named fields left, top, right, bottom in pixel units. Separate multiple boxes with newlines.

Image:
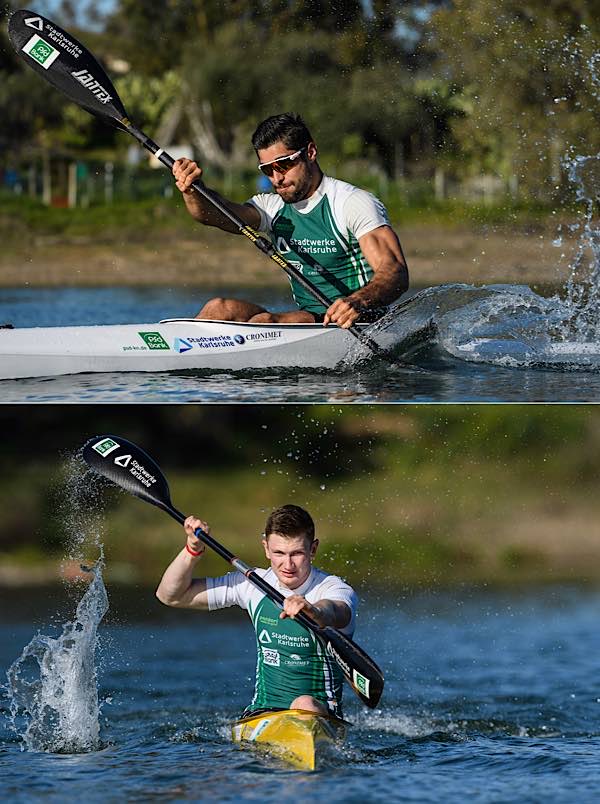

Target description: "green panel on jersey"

left=247, top=597, right=344, bottom=715
left=272, top=196, right=373, bottom=314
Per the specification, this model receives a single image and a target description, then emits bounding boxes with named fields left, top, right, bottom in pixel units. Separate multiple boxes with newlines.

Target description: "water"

left=4, top=281, right=600, bottom=402
left=2, top=583, right=600, bottom=802
left=5, top=560, right=108, bottom=754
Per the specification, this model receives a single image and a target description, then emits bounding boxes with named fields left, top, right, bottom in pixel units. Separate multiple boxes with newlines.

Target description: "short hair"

left=264, top=504, right=315, bottom=542
left=251, top=113, right=314, bottom=153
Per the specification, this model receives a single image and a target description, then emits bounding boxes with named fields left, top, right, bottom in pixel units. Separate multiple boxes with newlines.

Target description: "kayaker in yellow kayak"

left=172, top=112, right=409, bottom=330
left=155, top=504, right=357, bottom=719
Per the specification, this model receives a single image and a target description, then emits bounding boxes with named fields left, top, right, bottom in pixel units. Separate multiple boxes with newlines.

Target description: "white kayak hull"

left=0, top=318, right=382, bottom=380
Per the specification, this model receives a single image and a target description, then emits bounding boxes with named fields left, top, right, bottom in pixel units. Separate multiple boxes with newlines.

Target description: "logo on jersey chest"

left=258, top=628, right=273, bottom=644
left=261, top=647, right=280, bottom=666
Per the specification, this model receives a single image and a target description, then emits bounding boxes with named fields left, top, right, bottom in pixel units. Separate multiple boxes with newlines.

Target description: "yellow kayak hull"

left=231, top=708, right=347, bottom=771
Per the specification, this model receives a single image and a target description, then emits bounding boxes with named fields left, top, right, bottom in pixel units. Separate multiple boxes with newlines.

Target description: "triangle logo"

left=276, top=236, right=291, bottom=254
left=114, top=454, right=131, bottom=467
left=25, top=17, right=44, bottom=31
left=174, top=337, right=193, bottom=353
left=258, top=629, right=272, bottom=644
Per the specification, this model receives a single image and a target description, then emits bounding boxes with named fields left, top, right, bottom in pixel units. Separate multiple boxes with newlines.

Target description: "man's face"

left=262, top=532, right=318, bottom=589
left=257, top=141, right=316, bottom=204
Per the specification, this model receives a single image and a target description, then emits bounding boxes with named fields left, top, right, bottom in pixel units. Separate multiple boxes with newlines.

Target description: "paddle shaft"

left=164, top=501, right=323, bottom=635
left=124, top=123, right=391, bottom=359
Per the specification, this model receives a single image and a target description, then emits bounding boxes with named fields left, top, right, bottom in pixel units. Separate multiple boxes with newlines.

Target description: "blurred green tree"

left=430, top=0, right=600, bottom=200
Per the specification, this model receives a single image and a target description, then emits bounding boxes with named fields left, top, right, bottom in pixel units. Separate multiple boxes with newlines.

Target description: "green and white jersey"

left=248, top=175, right=390, bottom=314
left=206, top=566, right=357, bottom=716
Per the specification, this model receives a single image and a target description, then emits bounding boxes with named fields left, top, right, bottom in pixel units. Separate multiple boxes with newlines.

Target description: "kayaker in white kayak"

left=172, top=112, right=409, bottom=329
left=156, top=504, right=357, bottom=718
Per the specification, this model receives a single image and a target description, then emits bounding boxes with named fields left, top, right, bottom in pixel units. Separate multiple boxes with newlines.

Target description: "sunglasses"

left=258, top=147, right=306, bottom=177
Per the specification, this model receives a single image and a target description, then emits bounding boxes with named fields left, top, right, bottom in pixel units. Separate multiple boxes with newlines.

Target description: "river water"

left=3, top=282, right=600, bottom=402
left=2, top=579, right=600, bottom=803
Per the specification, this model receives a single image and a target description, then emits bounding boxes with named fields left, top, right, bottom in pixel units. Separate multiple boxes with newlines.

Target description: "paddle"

left=81, top=434, right=384, bottom=709
left=8, top=10, right=396, bottom=365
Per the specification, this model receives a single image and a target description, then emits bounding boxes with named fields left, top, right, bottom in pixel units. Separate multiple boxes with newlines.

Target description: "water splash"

left=5, top=556, right=109, bottom=753
left=556, top=151, right=600, bottom=340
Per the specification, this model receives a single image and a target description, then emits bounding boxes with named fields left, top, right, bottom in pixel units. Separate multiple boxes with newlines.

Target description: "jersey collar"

left=275, top=566, right=316, bottom=596
left=291, top=175, right=327, bottom=214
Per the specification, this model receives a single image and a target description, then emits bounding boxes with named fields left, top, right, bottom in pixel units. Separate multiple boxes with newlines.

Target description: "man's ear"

left=262, top=537, right=270, bottom=559
left=310, top=538, right=319, bottom=558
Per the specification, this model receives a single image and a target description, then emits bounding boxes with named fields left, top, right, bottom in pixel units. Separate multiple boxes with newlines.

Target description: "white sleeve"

left=246, top=192, right=284, bottom=235
left=343, top=189, right=390, bottom=241
left=206, top=571, right=251, bottom=611
left=314, top=576, right=358, bottom=637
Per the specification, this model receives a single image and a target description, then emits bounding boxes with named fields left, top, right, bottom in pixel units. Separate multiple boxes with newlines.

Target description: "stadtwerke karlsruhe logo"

left=173, top=337, right=193, bottom=353
left=22, top=35, right=61, bottom=70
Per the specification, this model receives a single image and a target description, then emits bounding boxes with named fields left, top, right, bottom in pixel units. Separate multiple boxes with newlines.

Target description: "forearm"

left=181, top=187, right=244, bottom=233
left=155, top=548, right=207, bottom=608
left=312, top=599, right=351, bottom=629
left=349, top=261, right=409, bottom=309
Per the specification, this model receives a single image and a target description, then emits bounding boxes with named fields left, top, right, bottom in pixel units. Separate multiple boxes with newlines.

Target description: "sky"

left=13, top=0, right=117, bottom=28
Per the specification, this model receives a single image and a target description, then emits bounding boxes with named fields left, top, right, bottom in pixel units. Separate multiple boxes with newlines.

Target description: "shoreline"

left=0, top=223, right=577, bottom=288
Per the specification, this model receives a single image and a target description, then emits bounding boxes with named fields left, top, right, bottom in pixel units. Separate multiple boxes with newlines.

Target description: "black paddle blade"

left=8, top=10, right=130, bottom=130
left=321, top=626, right=384, bottom=708
left=82, top=435, right=173, bottom=513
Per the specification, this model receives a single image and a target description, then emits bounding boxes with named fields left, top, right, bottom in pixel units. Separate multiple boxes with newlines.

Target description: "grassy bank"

left=1, top=407, right=599, bottom=591
left=0, top=191, right=579, bottom=289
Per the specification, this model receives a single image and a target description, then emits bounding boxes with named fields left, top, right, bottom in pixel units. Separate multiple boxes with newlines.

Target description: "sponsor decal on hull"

left=185, top=335, right=240, bottom=349
left=174, top=337, right=193, bottom=353
left=246, top=331, right=283, bottom=342
left=138, top=331, right=170, bottom=350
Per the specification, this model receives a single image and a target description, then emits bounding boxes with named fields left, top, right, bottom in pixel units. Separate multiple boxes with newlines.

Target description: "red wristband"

left=185, top=543, right=203, bottom=557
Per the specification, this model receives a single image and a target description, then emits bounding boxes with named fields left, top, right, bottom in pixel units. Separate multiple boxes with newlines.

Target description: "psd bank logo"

left=233, top=334, right=245, bottom=345
left=173, top=337, right=193, bottom=353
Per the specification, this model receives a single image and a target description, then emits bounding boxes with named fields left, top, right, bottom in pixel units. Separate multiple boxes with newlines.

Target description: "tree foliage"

left=1, top=0, right=598, bottom=198
left=429, top=0, right=600, bottom=198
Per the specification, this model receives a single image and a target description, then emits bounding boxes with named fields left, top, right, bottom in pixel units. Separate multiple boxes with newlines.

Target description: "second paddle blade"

left=82, top=435, right=173, bottom=512
left=320, top=626, right=384, bottom=708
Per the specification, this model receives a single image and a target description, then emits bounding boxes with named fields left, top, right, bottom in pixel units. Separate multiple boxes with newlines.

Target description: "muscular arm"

left=281, top=595, right=352, bottom=630
left=172, top=158, right=261, bottom=234
left=324, top=225, right=409, bottom=328
left=155, top=515, right=210, bottom=609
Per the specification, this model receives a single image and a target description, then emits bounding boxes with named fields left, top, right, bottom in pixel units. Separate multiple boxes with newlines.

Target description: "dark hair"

left=251, top=113, right=313, bottom=153
left=264, top=504, right=315, bottom=542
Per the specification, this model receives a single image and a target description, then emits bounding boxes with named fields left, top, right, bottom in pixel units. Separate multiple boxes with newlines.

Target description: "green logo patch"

left=92, top=437, right=120, bottom=457
left=353, top=670, right=370, bottom=697
left=138, top=331, right=170, bottom=350
left=22, top=35, right=60, bottom=70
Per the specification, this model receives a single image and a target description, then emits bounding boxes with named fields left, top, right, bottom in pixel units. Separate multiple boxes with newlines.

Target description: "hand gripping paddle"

left=82, top=434, right=384, bottom=708
left=9, top=9, right=398, bottom=365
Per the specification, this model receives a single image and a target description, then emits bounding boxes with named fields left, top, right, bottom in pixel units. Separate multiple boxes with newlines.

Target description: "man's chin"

left=276, top=187, right=303, bottom=204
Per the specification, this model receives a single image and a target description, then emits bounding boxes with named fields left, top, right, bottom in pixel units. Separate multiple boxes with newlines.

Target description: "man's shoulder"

left=322, top=174, right=381, bottom=202
left=247, top=192, right=284, bottom=214
left=311, top=566, right=356, bottom=595
left=322, top=174, right=360, bottom=198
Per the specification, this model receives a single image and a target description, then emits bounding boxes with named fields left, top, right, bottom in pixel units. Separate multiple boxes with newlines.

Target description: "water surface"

left=2, top=583, right=600, bottom=803
left=3, top=284, right=600, bottom=402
